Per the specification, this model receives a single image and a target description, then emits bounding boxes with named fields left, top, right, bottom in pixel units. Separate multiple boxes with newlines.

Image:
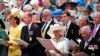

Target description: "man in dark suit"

left=20, top=12, right=46, bottom=56
left=80, top=26, right=100, bottom=56
left=42, top=0, right=56, bottom=11
left=41, top=9, right=55, bottom=39
left=91, top=12, right=100, bottom=40
left=62, top=11, right=80, bottom=44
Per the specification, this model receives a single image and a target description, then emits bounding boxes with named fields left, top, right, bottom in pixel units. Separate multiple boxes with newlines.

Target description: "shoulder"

left=70, top=23, right=79, bottom=29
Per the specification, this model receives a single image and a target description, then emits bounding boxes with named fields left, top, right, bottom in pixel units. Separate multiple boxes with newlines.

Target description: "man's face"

left=42, top=0, right=50, bottom=6
left=16, top=0, right=23, bottom=7
left=81, top=30, right=90, bottom=41
left=42, top=12, right=51, bottom=22
left=93, top=13, right=100, bottom=25
left=96, top=3, right=100, bottom=12
left=22, top=14, right=32, bottom=25
left=62, top=14, right=70, bottom=23
left=79, top=18, right=86, bottom=27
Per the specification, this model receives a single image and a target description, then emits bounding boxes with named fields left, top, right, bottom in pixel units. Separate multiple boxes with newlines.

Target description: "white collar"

left=28, top=22, right=32, bottom=30
left=67, top=20, right=71, bottom=28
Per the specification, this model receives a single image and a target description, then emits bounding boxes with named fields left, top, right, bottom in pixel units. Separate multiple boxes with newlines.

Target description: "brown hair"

left=8, top=15, right=20, bottom=25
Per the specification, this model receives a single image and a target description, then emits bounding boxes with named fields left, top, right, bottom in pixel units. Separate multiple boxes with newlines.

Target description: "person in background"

left=0, top=20, right=7, bottom=56
left=20, top=12, right=46, bottom=56
left=47, top=23, right=69, bottom=56
left=30, top=0, right=43, bottom=15
left=7, top=9, right=21, bottom=56
left=0, top=19, right=5, bottom=30
left=41, top=9, right=55, bottom=39
left=83, top=6, right=93, bottom=21
left=2, top=8, right=11, bottom=33
left=42, top=0, right=56, bottom=11
left=22, top=4, right=32, bottom=13
left=0, top=1, right=6, bottom=22
left=56, top=0, right=67, bottom=11
left=96, top=1, right=100, bottom=12
left=91, top=12, right=100, bottom=40
left=78, top=16, right=91, bottom=28
left=15, top=0, right=24, bottom=10
left=62, top=11, right=80, bottom=44
left=52, top=9, right=63, bottom=23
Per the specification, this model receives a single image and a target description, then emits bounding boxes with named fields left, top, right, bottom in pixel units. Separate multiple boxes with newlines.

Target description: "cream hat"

left=10, top=8, right=20, bottom=17
left=47, top=23, right=66, bottom=38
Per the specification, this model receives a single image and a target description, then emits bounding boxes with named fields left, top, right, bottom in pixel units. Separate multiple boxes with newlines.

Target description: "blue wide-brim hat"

left=52, top=9, right=63, bottom=17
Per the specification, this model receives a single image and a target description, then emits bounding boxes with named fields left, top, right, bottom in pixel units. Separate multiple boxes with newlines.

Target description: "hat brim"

left=47, top=25, right=66, bottom=38
left=66, top=2, right=77, bottom=8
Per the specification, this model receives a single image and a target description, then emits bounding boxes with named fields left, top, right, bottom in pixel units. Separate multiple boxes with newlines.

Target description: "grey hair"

left=42, top=9, right=52, bottom=15
left=80, top=26, right=92, bottom=33
left=23, top=4, right=32, bottom=11
left=79, top=16, right=89, bottom=23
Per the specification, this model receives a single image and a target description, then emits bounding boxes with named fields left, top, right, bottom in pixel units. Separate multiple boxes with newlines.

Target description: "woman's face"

left=53, top=30, right=62, bottom=39
left=8, top=16, right=17, bottom=26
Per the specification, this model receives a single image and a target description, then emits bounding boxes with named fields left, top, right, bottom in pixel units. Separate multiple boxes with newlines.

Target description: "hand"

left=3, top=43, right=8, bottom=47
left=7, top=41, right=13, bottom=46
left=54, top=49, right=61, bottom=54
left=45, top=49, right=49, bottom=53
left=19, top=44, right=27, bottom=49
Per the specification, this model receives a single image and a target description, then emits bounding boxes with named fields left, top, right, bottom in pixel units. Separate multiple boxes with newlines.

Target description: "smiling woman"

left=47, top=23, right=69, bottom=56
left=7, top=8, right=21, bottom=56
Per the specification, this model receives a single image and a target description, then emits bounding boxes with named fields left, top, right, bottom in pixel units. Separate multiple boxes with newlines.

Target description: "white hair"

left=42, top=9, right=52, bottom=15
left=23, top=4, right=32, bottom=11
left=79, top=16, right=89, bottom=21
left=30, top=0, right=39, bottom=6
left=80, top=26, right=92, bottom=33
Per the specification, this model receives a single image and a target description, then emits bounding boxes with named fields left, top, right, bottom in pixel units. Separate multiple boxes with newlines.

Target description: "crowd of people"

left=0, top=0, right=100, bottom=56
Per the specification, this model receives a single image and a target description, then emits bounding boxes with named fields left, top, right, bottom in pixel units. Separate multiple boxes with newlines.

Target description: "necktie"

left=41, top=22, right=47, bottom=32
left=64, top=24, right=67, bottom=37
left=92, top=26, right=97, bottom=37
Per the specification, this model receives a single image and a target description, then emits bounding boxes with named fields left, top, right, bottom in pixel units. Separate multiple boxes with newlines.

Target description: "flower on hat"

left=10, top=8, right=20, bottom=17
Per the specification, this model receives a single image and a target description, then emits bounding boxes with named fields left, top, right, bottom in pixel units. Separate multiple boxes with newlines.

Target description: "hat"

left=76, top=0, right=85, bottom=7
left=47, top=23, right=66, bottom=38
left=66, top=2, right=77, bottom=8
left=10, top=8, right=20, bottom=18
left=52, top=9, right=63, bottom=17
left=4, top=1, right=13, bottom=8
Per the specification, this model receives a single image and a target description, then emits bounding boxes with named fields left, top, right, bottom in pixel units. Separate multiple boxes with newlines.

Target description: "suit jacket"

left=91, top=25, right=100, bottom=40
left=40, top=20, right=55, bottom=39
left=80, top=38, right=100, bottom=56
left=66, top=22, right=80, bottom=44
left=42, top=5, right=57, bottom=11
left=21, top=23, right=46, bottom=56
left=0, top=19, right=5, bottom=29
